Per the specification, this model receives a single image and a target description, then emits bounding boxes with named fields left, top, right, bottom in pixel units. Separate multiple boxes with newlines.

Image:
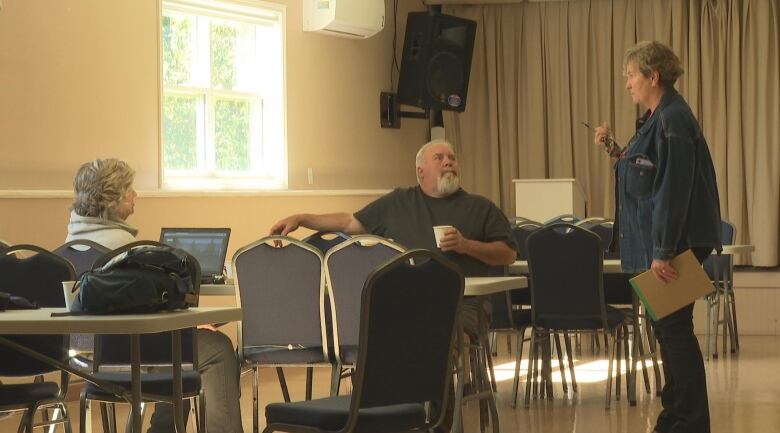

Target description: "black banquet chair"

left=523, top=224, right=631, bottom=409
left=78, top=241, right=205, bottom=433
left=263, top=249, right=464, bottom=433
left=53, top=240, right=110, bottom=277
left=53, top=239, right=111, bottom=360
left=0, top=245, right=76, bottom=433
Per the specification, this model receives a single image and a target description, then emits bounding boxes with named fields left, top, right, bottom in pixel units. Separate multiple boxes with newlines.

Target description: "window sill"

left=0, top=189, right=391, bottom=199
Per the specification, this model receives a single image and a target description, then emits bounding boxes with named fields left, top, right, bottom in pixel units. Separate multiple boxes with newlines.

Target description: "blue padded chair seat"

left=0, top=382, right=59, bottom=406
left=265, top=395, right=426, bottom=433
left=83, top=371, right=201, bottom=399
left=536, top=306, right=628, bottom=330
left=243, top=346, right=327, bottom=364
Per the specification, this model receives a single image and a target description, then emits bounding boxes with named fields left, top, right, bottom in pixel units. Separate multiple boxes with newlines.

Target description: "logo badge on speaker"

left=447, top=94, right=462, bottom=108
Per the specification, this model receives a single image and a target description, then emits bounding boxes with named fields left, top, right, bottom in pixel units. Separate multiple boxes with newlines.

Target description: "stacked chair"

left=323, top=235, right=405, bottom=395
left=233, top=236, right=332, bottom=433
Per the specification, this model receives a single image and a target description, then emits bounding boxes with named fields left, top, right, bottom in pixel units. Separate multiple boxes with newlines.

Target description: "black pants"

left=651, top=248, right=711, bottom=433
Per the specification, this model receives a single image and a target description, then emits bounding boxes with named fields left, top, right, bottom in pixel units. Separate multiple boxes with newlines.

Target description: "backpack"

left=71, top=246, right=199, bottom=314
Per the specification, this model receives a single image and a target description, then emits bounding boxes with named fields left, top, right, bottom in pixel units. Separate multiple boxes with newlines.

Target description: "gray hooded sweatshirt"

left=65, top=211, right=138, bottom=250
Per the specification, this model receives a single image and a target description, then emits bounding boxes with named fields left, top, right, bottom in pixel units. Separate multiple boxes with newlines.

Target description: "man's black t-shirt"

left=353, top=186, right=517, bottom=277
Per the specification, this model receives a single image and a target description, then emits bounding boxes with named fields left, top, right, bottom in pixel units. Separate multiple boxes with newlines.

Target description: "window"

left=161, top=0, right=285, bottom=189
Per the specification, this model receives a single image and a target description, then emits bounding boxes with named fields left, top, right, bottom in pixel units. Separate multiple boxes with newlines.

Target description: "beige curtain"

left=442, top=0, right=779, bottom=266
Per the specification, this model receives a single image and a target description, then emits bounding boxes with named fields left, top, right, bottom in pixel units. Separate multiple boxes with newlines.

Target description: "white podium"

left=513, top=178, right=586, bottom=223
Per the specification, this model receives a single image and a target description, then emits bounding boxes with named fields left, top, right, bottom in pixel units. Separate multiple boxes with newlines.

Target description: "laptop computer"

left=159, top=228, right=231, bottom=285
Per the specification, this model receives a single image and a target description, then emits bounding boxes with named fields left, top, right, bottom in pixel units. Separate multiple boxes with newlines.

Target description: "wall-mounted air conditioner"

left=303, top=0, right=385, bottom=39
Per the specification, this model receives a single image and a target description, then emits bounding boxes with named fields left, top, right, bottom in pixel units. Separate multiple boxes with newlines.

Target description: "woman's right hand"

left=594, top=122, right=611, bottom=147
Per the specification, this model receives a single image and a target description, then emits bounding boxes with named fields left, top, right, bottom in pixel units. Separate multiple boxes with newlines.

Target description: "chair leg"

left=107, top=404, right=117, bottom=433
left=645, top=319, right=663, bottom=396
left=59, top=403, right=73, bottom=433
left=252, top=366, right=259, bottom=433
left=524, top=331, right=538, bottom=408
left=511, top=328, right=525, bottom=408
left=605, top=330, right=617, bottom=410
left=623, top=325, right=632, bottom=400
left=16, top=410, right=29, bottom=433
left=729, top=285, right=740, bottom=351
left=198, top=392, right=207, bottom=433
left=305, top=367, right=314, bottom=400
left=79, top=394, right=87, bottom=433
left=615, top=327, right=623, bottom=401
left=485, top=341, right=498, bottom=392
left=275, top=367, right=291, bottom=403
left=330, top=362, right=342, bottom=396
left=553, top=333, right=568, bottom=394
left=563, top=332, right=577, bottom=393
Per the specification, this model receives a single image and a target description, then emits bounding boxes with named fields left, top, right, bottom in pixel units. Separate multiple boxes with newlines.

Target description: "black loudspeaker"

left=397, top=12, right=477, bottom=112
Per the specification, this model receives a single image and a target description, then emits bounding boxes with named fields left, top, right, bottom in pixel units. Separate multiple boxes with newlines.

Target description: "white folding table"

left=0, top=306, right=242, bottom=433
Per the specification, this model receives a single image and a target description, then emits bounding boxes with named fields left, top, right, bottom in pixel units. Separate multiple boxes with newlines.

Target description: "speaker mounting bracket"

left=380, top=91, right=429, bottom=128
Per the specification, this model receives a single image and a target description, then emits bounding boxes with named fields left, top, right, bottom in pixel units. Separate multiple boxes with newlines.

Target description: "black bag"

left=72, top=246, right=199, bottom=314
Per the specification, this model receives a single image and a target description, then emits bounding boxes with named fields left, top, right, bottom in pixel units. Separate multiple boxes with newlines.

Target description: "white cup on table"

left=433, top=225, right=454, bottom=248
left=62, top=281, right=78, bottom=310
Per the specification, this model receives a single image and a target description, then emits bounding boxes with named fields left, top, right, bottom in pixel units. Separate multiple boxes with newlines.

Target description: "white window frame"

left=160, top=0, right=287, bottom=190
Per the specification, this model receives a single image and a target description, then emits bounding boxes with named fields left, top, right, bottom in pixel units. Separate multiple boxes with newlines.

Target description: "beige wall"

left=0, top=0, right=427, bottom=246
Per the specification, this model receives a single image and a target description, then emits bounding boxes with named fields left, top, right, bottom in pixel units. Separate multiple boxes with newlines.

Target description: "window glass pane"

left=211, top=20, right=238, bottom=89
left=162, top=12, right=196, bottom=86
left=214, top=98, right=251, bottom=171
left=163, top=94, right=199, bottom=170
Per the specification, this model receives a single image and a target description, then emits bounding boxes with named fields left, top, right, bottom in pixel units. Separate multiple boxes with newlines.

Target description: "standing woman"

left=594, top=41, right=721, bottom=433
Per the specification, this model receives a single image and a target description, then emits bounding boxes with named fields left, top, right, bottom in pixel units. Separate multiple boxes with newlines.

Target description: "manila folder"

left=629, top=249, right=714, bottom=321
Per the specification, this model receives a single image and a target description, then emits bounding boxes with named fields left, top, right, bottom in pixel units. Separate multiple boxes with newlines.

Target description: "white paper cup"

left=433, top=225, right=454, bottom=248
left=62, top=281, right=78, bottom=310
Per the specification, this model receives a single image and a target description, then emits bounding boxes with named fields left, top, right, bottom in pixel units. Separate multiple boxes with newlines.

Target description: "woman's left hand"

left=650, top=259, right=678, bottom=284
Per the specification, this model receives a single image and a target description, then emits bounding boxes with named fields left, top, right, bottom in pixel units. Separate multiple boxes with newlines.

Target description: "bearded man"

left=270, top=139, right=517, bottom=337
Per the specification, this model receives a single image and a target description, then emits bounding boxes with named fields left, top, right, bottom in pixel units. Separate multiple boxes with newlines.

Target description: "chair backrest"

left=0, top=245, right=76, bottom=307
left=348, top=249, right=462, bottom=422
left=703, top=220, right=736, bottom=281
left=0, top=245, right=75, bottom=376
left=512, top=222, right=542, bottom=261
left=527, top=224, right=607, bottom=330
left=577, top=219, right=619, bottom=260
left=54, top=239, right=110, bottom=277
left=324, top=235, right=404, bottom=362
left=232, top=236, right=327, bottom=361
left=303, top=231, right=351, bottom=254
left=543, top=214, right=581, bottom=225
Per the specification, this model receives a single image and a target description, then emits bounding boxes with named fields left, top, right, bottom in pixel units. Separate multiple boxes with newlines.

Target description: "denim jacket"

left=613, top=88, right=722, bottom=273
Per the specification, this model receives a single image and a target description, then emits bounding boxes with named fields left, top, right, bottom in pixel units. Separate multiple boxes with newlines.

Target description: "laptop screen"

left=159, top=228, right=231, bottom=278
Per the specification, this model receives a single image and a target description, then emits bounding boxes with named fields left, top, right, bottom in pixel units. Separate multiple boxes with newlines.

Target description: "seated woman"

left=66, top=158, right=244, bottom=433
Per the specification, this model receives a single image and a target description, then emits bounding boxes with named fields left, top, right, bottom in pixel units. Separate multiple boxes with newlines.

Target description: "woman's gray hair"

left=415, top=138, right=455, bottom=168
left=624, top=41, right=684, bottom=88
left=71, top=158, right=135, bottom=220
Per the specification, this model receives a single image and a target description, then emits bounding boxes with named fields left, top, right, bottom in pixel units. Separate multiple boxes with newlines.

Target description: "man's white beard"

left=437, top=172, right=460, bottom=196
